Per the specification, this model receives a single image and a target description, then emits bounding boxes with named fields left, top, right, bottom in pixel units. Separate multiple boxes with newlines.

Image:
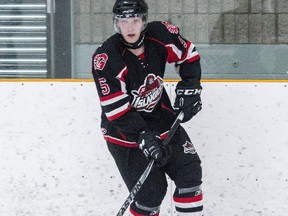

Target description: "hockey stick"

left=116, top=111, right=184, bottom=216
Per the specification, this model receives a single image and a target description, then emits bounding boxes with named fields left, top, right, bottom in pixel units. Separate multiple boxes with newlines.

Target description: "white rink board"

left=0, top=81, right=288, bottom=216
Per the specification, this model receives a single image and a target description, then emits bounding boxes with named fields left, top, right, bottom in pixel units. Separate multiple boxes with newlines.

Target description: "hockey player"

left=92, top=0, right=203, bottom=215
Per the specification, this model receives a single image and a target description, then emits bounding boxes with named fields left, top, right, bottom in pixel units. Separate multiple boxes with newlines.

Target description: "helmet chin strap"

left=120, top=32, right=145, bottom=49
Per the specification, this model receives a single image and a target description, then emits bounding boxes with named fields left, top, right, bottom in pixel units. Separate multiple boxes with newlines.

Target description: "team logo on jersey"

left=162, top=21, right=179, bottom=34
left=183, top=141, right=197, bottom=154
left=94, top=53, right=108, bottom=70
left=131, top=74, right=164, bottom=112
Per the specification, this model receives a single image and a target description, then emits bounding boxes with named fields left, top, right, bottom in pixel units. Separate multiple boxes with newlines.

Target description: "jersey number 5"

left=98, top=77, right=110, bottom=95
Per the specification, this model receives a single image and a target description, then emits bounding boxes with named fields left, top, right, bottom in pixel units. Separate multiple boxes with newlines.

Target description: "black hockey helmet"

left=113, top=0, right=148, bottom=33
left=113, top=0, right=148, bottom=19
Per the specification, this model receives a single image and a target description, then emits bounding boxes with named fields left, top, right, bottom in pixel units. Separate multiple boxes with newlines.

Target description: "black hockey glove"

left=138, top=131, right=163, bottom=161
left=174, top=79, right=202, bottom=123
left=138, top=131, right=171, bottom=167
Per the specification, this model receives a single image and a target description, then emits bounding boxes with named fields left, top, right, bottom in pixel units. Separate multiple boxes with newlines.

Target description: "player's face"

left=117, top=17, right=145, bottom=44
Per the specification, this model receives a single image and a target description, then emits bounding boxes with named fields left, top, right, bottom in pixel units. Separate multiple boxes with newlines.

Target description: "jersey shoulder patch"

left=146, top=21, right=180, bottom=45
left=161, top=21, right=179, bottom=34
left=93, top=53, right=108, bottom=71
left=93, top=34, right=126, bottom=75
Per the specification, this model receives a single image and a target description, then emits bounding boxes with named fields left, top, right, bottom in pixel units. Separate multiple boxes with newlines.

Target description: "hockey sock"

left=129, top=201, right=160, bottom=216
left=173, top=185, right=203, bottom=216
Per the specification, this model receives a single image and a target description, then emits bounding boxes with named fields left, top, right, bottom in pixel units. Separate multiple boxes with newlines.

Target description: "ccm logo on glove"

left=174, top=79, right=202, bottom=123
left=176, top=88, right=202, bottom=95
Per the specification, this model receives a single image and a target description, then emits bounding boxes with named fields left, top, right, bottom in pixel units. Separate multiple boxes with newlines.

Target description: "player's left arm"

left=158, top=21, right=203, bottom=122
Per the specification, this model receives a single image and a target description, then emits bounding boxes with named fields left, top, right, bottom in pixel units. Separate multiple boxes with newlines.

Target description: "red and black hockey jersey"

left=92, top=21, right=201, bottom=148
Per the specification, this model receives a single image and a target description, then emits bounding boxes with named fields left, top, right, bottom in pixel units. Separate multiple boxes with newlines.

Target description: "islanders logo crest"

left=131, top=74, right=164, bottom=112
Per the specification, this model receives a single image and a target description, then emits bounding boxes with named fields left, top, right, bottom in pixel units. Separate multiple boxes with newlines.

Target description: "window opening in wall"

left=0, top=2, right=47, bottom=78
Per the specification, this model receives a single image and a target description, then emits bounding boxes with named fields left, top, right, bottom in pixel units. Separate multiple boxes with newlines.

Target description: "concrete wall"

left=73, top=0, right=288, bottom=79
left=74, top=0, right=288, bottom=44
left=0, top=81, right=288, bottom=216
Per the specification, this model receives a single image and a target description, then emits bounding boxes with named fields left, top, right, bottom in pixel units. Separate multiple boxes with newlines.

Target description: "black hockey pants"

left=107, top=126, right=203, bottom=215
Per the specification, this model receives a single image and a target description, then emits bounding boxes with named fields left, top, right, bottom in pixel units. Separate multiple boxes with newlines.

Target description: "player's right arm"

left=91, top=45, right=149, bottom=140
